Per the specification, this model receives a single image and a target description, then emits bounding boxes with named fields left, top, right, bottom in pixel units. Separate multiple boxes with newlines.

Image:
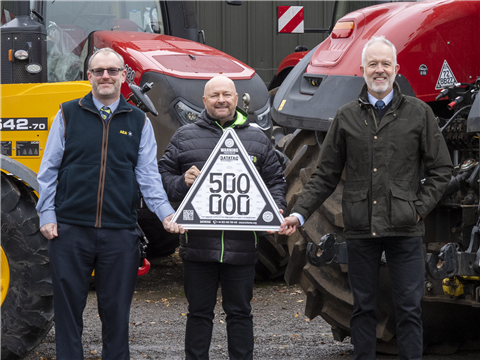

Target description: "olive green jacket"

left=292, top=82, right=453, bottom=239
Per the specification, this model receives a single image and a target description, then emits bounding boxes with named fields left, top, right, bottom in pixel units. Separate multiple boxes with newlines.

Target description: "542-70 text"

left=0, top=118, right=48, bottom=131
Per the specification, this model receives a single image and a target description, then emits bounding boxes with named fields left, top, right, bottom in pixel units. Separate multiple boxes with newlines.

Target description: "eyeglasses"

left=89, top=68, right=123, bottom=77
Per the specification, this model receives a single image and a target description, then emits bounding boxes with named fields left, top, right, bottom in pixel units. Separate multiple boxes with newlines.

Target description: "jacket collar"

left=358, top=81, right=404, bottom=111
left=196, top=108, right=249, bottom=130
left=358, top=82, right=406, bottom=132
left=79, top=92, right=133, bottom=115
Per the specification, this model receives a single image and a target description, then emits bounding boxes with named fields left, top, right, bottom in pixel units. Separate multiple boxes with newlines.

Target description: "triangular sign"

left=172, top=128, right=284, bottom=231
left=435, top=60, right=458, bottom=90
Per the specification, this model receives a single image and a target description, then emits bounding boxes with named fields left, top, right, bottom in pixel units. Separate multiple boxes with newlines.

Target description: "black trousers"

left=346, top=236, right=424, bottom=360
left=48, top=223, right=139, bottom=360
left=183, top=260, right=255, bottom=360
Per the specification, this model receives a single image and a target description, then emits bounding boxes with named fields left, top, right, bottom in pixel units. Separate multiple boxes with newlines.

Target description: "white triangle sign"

left=435, top=60, right=458, bottom=90
left=172, top=128, right=284, bottom=231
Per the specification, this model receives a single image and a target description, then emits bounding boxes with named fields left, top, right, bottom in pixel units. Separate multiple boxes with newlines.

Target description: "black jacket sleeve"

left=158, top=129, right=190, bottom=203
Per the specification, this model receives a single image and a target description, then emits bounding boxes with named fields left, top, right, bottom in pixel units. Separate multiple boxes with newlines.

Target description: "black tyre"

left=279, top=129, right=480, bottom=354
left=255, top=233, right=289, bottom=281
left=1, top=173, right=54, bottom=359
left=137, top=208, right=179, bottom=257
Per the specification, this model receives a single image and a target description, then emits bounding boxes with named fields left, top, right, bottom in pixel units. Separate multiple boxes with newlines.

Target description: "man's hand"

left=184, top=166, right=200, bottom=188
left=40, top=223, right=58, bottom=240
left=267, top=209, right=284, bottom=234
left=162, top=213, right=185, bottom=234
left=278, top=215, right=300, bottom=236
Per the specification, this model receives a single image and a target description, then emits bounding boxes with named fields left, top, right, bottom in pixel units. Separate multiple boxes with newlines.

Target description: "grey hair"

left=88, top=47, right=125, bottom=70
left=361, top=36, right=397, bottom=67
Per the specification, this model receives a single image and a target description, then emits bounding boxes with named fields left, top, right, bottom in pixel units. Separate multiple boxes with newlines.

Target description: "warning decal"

left=435, top=60, right=458, bottom=90
left=278, top=6, right=304, bottom=34
left=172, top=128, right=284, bottom=231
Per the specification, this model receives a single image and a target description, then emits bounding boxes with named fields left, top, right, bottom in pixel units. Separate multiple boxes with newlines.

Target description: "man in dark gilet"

left=36, top=48, right=183, bottom=360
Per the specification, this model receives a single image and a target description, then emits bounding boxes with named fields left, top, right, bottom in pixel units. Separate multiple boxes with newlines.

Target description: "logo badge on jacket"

left=120, top=130, right=133, bottom=137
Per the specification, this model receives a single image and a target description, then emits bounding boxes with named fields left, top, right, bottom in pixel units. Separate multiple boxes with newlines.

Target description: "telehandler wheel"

left=278, top=129, right=480, bottom=354
left=1, top=173, right=54, bottom=360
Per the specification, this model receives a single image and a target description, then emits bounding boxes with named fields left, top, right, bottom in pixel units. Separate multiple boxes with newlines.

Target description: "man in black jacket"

left=158, top=75, right=286, bottom=360
left=280, top=36, right=453, bottom=359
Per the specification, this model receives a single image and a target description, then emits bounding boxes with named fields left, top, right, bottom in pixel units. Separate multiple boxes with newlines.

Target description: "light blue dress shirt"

left=367, top=89, right=393, bottom=107
left=290, top=89, right=394, bottom=226
left=36, top=95, right=175, bottom=227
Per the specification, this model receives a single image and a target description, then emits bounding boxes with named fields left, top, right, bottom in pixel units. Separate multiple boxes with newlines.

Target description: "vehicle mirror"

left=127, top=82, right=159, bottom=116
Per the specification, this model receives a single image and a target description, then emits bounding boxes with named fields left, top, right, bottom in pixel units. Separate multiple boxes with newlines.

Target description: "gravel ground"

left=25, top=251, right=480, bottom=360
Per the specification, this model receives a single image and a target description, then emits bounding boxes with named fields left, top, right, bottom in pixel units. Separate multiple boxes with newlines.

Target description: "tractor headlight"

left=254, top=105, right=271, bottom=130
left=14, top=50, right=28, bottom=60
left=174, top=100, right=201, bottom=125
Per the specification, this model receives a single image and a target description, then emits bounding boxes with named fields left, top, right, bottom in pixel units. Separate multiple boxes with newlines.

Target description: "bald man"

left=158, top=76, right=286, bottom=360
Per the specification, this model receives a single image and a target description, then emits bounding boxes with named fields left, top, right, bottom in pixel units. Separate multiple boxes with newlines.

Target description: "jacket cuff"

left=180, top=177, right=189, bottom=193
left=415, top=203, right=429, bottom=220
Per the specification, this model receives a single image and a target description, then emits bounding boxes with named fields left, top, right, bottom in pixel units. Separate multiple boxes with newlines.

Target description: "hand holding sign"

left=185, top=165, right=201, bottom=188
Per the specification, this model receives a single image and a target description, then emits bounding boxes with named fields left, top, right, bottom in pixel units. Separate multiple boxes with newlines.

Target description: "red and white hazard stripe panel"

left=2, top=9, right=14, bottom=25
left=278, top=6, right=304, bottom=33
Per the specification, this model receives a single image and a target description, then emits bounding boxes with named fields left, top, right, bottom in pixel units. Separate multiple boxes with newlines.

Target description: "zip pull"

left=365, top=120, right=368, bottom=126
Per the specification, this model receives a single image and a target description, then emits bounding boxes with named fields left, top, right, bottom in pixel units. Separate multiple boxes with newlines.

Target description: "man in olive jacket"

left=159, top=75, right=286, bottom=360
left=280, top=36, right=452, bottom=359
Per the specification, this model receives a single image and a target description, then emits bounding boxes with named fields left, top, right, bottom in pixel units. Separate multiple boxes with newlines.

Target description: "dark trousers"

left=183, top=260, right=255, bottom=360
left=48, top=223, right=139, bottom=360
left=346, top=237, right=424, bottom=360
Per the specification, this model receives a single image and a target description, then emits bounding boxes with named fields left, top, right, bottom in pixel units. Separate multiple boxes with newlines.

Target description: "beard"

left=93, top=80, right=121, bottom=96
left=364, top=73, right=395, bottom=95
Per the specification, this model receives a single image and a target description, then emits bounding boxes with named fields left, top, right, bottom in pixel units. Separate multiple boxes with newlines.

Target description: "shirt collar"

left=367, top=89, right=394, bottom=107
left=92, top=95, right=120, bottom=114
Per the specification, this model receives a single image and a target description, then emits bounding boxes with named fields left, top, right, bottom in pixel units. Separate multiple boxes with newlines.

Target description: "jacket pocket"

left=390, top=187, right=417, bottom=228
left=342, top=189, right=370, bottom=231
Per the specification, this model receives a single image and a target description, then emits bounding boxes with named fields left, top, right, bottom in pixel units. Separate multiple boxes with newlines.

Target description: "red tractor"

left=268, top=1, right=391, bottom=95
left=1, top=1, right=279, bottom=358
left=272, top=0, right=480, bottom=354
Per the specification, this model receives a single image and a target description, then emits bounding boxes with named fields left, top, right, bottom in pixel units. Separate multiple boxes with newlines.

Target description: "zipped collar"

left=195, top=108, right=249, bottom=131
left=216, top=110, right=248, bottom=131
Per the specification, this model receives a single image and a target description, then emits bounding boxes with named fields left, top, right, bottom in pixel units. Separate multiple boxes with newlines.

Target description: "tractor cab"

left=1, top=0, right=199, bottom=84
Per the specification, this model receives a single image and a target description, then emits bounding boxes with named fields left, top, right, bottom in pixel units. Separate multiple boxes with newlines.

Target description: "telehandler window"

left=45, top=1, right=164, bottom=36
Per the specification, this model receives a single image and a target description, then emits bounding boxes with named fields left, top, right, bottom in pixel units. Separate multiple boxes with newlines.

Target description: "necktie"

left=100, top=106, right=112, bottom=121
left=375, top=100, right=386, bottom=110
